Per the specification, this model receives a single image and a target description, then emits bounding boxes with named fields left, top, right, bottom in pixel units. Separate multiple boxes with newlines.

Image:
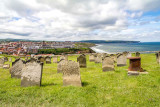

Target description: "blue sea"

left=91, top=42, right=160, bottom=53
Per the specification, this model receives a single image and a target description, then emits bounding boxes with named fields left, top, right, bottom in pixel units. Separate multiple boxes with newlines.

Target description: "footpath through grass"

left=0, top=54, right=160, bottom=107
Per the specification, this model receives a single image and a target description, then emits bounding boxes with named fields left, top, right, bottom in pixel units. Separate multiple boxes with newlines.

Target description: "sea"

left=91, top=42, right=160, bottom=54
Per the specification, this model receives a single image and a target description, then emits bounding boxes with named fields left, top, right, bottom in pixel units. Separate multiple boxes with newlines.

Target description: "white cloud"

left=0, top=0, right=159, bottom=41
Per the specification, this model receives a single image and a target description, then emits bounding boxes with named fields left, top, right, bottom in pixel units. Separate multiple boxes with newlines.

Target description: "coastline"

left=90, top=44, right=160, bottom=54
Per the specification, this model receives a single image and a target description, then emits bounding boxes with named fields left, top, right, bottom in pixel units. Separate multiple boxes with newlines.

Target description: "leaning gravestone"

left=21, top=58, right=43, bottom=87
left=62, top=60, right=82, bottom=87
left=10, top=59, right=24, bottom=78
left=53, top=56, right=58, bottom=63
left=102, top=56, right=115, bottom=72
left=45, top=56, right=51, bottom=64
left=89, top=54, right=95, bottom=62
left=77, top=54, right=86, bottom=68
left=135, top=52, right=140, bottom=57
left=0, top=58, right=4, bottom=68
left=95, top=53, right=102, bottom=63
left=110, top=54, right=117, bottom=63
left=38, top=56, right=45, bottom=63
left=117, top=54, right=127, bottom=66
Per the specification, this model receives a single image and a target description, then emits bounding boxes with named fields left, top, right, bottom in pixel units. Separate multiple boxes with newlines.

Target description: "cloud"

left=0, top=0, right=159, bottom=41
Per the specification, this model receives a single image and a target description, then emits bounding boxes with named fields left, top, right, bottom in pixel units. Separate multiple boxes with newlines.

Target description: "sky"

left=0, top=0, right=160, bottom=42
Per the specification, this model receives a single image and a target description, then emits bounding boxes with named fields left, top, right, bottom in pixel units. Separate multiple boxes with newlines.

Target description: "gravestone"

left=102, top=56, right=114, bottom=72
left=25, top=57, right=28, bottom=60
left=62, top=60, right=82, bottom=87
left=53, top=56, right=58, bottom=63
left=110, top=54, right=117, bottom=63
left=127, top=52, right=132, bottom=58
left=4, top=57, right=8, bottom=62
left=21, top=58, right=43, bottom=87
left=45, top=56, right=51, bottom=64
left=89, top=54, right=95, bottom=62
left=9, top=58, right=12, bottom=62
left=156, top=52, right=160, bottom=64
left=0, top=58, right=4, bottom=68
left=117, top=54, right=127, bottom=66
left=127, top=57, right=143, bottom=76
left=10, top=59, right=24, bottom=78
left=57, top=59, right=66, bottom=73
left=38, top=56, right=45, bottom=63
left=95, top=53, right=102, bottom=63
left=3, top=64, right=10, bottom=69
left=77, top=54, right=86, bottom=68
left=135, top=52, right=140, bottom=57
left=60, top=55, right=68, bottom=61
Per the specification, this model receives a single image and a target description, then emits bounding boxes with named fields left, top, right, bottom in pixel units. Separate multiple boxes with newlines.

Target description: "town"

left=0, top=41, right=77, bottom=55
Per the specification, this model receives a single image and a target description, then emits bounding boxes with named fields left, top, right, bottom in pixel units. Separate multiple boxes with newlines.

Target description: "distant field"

left=0, top=54, right=160, bottom=107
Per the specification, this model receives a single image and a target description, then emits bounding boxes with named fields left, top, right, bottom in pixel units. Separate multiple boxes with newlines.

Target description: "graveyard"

left=0, top=53, right=160, bottom=106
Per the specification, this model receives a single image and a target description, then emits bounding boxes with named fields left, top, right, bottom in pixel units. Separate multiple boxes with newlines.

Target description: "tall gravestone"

left=102, top=56, right=115, bottom=72
left=45, top=56, right=51, bottom=64
left=89, top=54, right=95, bottom=62
left=10, top=59, right=24, bottom=78
left=117, top=54, right=127, bottom=66
left=77, top=54, right=86, bottom=68
left=38, top=56, right=45, bottom=63
left=21, top=58, right=43, bottom=87
left=0, top=58, right=4, bottom=68
left=95, top=53, right=102, bottom=63
left=53, top=56, right=58, bottom=63
left=62, top=60, right=82, bottom=87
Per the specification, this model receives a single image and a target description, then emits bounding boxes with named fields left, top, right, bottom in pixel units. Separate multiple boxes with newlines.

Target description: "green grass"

left=0, top=54, right=160, bottom=107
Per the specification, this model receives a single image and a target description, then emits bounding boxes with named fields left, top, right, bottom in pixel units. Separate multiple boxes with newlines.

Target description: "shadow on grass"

left=82, top=81, right=89, bottom=87
left=41, top=83, right=57, bottom=87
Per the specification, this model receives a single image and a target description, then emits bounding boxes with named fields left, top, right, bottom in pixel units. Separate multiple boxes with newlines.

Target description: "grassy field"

left=0, top=54, right=160, bottom=107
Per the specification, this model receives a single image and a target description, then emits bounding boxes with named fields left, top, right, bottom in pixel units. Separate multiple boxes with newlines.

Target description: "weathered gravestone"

left=4, top=57, right=8, bottom=62
left=9, top=58, right=12, bottom=62
left=57, top=59, right=66, bottom=73
left=60, top=55, right=68, bottom=61
left=21, top=58, right=43, bottom=87
left=127, top=52, right=132, bottom=58
left=53, top=56, right=58, bottom=63
left=102, top=56, right=114, bottom=72
left=77, top=54, right=86, bottom=68
left=135, top=52, right=140, bottom=57
left=45, top=56, right=51, bottom=64
left=117, top=54, right=127, bottom=66
left=110, top=54, right=117, bottom=63
left=3, top=64, right=10, bottom=69
left=0, top=58, right=4, bottom=68
left=25, top=57, right=28, bottom=60
left=62, top=60, right=82, bottom=87
left=95, top=53, right=102, bottom=63
left=155, top=52, right=160, bottom=64
left=127, top=57, right=143, bottom=76
left=38, top=56, right=45, bottom=63
left=89, top=54, right=95, bottom=62
left=10, top=59, right=24, bottom=78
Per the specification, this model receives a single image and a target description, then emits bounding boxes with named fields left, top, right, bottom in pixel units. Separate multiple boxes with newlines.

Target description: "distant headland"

left=80, top=40, right=140, bottom=44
